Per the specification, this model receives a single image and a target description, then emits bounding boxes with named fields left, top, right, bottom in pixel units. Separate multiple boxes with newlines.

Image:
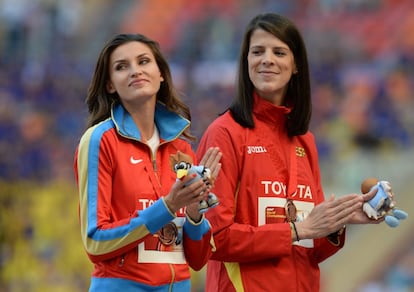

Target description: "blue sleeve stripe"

left=84, top=200, right=174, bottom=255
left=183, top=217, right=211, bottom=241
left=86, top=121, right=111, bottom=238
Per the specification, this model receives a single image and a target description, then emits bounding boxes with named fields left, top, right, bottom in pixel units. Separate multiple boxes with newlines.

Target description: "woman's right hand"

left=164, top=173, right=208, bottom=214
left=296, top=194, right=364, bottom=239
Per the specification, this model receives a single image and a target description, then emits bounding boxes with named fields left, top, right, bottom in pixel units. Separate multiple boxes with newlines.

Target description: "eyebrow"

left=112, top=53, right=150, bottom=65
left=250, top=45, right=290, bottom=50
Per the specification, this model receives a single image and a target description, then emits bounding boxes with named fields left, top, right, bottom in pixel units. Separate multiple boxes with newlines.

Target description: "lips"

left=128, top=79, right=148, bottom=87
left=259, top=70, right=278, bottom=74
left=258, top=71, right=278, bottom=78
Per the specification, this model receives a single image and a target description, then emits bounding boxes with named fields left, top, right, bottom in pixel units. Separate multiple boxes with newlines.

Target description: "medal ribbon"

left=287, top=137, right=298, bottom=198
left=285, top=137, right=298, bottom=222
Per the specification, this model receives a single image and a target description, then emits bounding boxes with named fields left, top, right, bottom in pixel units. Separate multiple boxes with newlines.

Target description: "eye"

left=174, top=162, right=187, bottom=171
left=274, top=50, right=287, bottom=57
left=138, top=57, right=150, bottom=65
left=250, top=49, right=263, bottom=56
left=115, top=63, right=128, bottom=70
left=274, top=47, right=291, bottom=57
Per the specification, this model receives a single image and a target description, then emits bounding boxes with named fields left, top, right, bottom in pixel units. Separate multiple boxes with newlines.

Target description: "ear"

left=176, top=151, right=183, bottom=162
left=160, top=74, right=164, bottom=82
left=182, top=152, right=193, bottom=164
left=170, top=152, right=179, bottom=169
left=106, top=81, right=116, bottom=93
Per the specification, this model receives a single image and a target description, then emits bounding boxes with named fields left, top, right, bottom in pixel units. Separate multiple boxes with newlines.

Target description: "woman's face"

left=247, top=28, right=296, bottom=105
left=106, top=41, right=164, bottom=107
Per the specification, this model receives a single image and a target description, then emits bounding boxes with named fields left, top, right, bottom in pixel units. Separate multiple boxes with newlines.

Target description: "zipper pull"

left=119, top=255, right=125, bottom=267
left=152, top=159, right=157, bottom=172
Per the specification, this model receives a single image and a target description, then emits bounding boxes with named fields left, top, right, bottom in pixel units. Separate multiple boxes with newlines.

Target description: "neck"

left=255, top=92, right=285, bottom=106
left=135, top=118, right=155, bottom=142
left=123, top=99, right=156, bottom=141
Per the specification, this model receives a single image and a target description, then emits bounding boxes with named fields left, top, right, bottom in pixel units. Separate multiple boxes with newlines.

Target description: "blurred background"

left=0, top=0, right=413, bottom=291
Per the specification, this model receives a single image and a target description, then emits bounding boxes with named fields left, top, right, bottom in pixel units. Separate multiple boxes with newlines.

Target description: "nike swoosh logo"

left=130, top=156, right=143, bottom=164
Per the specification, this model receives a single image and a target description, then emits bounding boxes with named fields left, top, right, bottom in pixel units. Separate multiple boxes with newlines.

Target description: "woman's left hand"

left=185, top=147, right=222, bottom=222
left=348, top=187, right=384, bottom=224
left=199, top=147, right=222, bottom=181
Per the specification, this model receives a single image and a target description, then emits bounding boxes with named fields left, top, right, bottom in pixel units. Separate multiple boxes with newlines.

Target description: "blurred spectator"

left=0, top=94, right=20, bottom=179
left=1, top=0, right=413, bottom=182
left=0, top=1, right=414, bottom=290
left=16, top=110, right=52, bottom=182
left=375, top=67, right=414, bottom=147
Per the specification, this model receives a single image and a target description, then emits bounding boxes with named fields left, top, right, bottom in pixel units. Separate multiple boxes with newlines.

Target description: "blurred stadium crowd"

left=0, top=0, right=413, bottom=291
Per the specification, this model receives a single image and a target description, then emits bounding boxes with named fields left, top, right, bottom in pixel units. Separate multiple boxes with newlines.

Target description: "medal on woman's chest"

left=285, top=199, right=297, bottom=222
left=157, top=222, right=178, bottom=246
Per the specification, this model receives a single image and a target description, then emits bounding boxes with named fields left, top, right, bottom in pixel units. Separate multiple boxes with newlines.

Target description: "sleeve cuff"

left=327, top=226, right=346, bottom=246
left=137, top=198, right=175, bottom=234
left=161, top=197, right=176, bottom=217
left=183, top=215, right=211, bottom=241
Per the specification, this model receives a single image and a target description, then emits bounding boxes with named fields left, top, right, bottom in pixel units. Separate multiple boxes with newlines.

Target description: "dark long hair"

left=86, top=33, right=195, bottom=141
left=230, top=13, right=312, bottom=136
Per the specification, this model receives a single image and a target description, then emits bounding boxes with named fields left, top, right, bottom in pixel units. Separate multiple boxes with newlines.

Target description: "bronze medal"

left=157, top=222, right=178, bottom=246
left=285, top=199, right=297, bottom=222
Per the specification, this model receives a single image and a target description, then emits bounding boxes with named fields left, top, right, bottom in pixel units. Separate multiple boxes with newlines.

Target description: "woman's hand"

left=164, top=173, right=208, bottom=215
left=185, top=184, right=213, bottom=222
left=199, top=147, right=222, bottom=182
left=297, top=187, right=384, bottom=239
left=348, top=186, right=384, bottom=224
left=185, top=147, right=222, bottom=221
left=297, top=194, right=364, bottom=239
left=164, top=147, right=222, bottom=221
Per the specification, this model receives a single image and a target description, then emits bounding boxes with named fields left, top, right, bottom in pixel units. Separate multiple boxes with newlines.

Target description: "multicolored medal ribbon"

left=284, top=199, right=297, bottom=222
left=157, top=222, right=178, bottom=246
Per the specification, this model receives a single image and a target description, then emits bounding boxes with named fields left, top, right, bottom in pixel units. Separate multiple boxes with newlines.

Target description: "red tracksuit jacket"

left=74, top=102, right=214, bottom=291
left=196, top=93, right=345, bottom=292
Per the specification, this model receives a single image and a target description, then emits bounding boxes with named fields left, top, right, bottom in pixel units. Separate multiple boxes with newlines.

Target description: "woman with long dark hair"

left=74, top=33, right=221, bottom=291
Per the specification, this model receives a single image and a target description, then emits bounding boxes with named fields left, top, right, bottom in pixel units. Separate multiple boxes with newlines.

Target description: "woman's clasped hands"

left=296, top=187, right=382, bottom=239
left=164, top=147, right=222, bottom=221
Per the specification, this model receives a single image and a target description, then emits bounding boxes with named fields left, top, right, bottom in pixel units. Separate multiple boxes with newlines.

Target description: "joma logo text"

left=247, top=146, right=267, bottom=154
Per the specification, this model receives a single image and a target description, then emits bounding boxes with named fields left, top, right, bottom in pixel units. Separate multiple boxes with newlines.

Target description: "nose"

left=130, top=64, right=142, bottom=77
left=262, top=50, right=274, bottom=66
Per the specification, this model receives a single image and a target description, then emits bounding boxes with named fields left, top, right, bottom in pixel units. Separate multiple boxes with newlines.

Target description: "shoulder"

left=78, top=119, right=116, bottom=149
left=296, top=131, right=317, bottom=153
left=204, top=111, right=245, bottom=137
left=198, top=111, right=248, bottom=156
left=297, top=131, right=316, bottom=144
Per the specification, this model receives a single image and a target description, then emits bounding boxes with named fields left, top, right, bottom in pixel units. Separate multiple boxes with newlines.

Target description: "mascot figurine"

left=170, top=151, right=219, bottom=213
left=361, top=178, right=408, bottom=227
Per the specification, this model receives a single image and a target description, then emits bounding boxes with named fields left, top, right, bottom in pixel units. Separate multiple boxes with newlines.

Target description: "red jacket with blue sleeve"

left=74, top=102, right=214, bottom=291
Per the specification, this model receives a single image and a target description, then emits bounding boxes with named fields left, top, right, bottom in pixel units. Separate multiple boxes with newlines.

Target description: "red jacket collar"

left=252, top=92, right=292, bottom=125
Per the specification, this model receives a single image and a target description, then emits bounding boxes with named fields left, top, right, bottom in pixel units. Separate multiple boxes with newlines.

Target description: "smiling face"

left=247, top=28, right=297, bottom=105
left=106, top=41, right=164, bottom=108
